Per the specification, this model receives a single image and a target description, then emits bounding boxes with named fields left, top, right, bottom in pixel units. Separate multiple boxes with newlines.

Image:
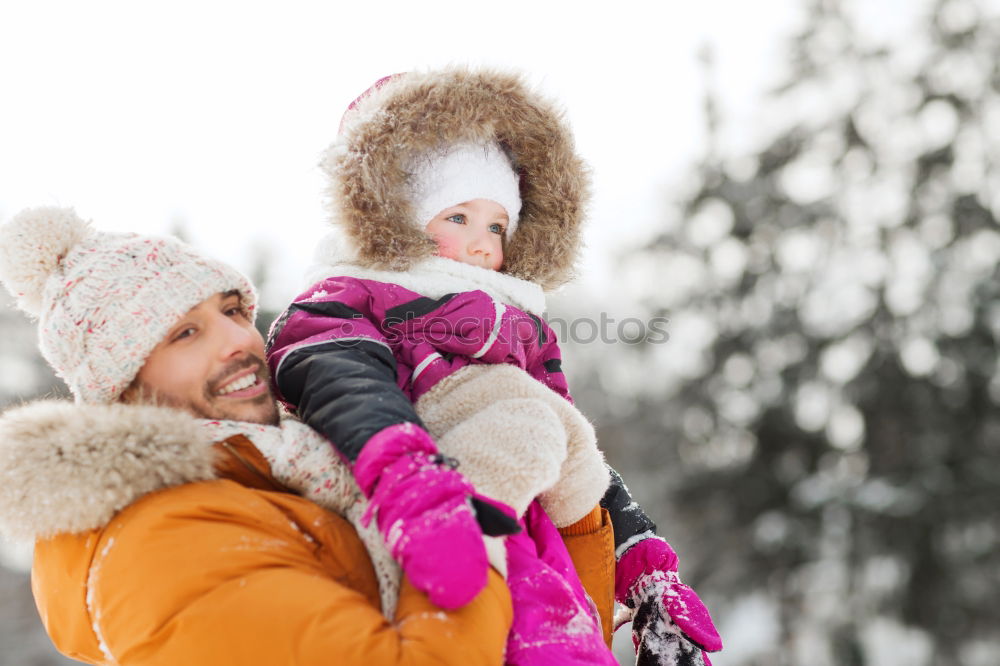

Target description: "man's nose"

left=215, top=314, right=257, bottom=359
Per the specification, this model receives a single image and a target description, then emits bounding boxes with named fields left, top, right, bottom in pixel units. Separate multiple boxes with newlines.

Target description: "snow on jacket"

left=0, top=400, right=616, bottom=663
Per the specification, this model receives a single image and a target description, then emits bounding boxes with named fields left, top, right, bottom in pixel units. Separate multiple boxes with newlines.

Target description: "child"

left=267, top=69, right=721, bottom=665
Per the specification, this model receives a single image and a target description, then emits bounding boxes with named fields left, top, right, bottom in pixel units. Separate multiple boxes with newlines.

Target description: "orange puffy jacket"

left=0, top=402, right=614, bottom=665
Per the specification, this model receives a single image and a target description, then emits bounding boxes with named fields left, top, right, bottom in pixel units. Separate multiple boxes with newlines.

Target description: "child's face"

left=424, top=199, right=507, bottom=270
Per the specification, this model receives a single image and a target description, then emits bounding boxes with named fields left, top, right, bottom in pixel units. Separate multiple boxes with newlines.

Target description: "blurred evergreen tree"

left=247, top=238, right=280, bottom=338
left=584, top=1, right=1000, bottom=664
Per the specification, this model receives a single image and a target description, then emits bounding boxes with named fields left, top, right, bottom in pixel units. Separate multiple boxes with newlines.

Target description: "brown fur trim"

left=321, top=68, right=590, bottom=291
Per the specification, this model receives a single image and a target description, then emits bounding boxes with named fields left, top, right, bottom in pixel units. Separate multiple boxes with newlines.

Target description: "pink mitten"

left=617, top=536, right=722, bottom=665
left=355, top=423, right=490, bottom=609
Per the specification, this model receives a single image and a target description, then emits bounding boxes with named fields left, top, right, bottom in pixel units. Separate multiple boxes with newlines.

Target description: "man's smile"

left=215, top=370, right=265, bottom=397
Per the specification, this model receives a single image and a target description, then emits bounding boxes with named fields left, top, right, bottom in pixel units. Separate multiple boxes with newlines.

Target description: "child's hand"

left=355, top=422, right=503, bottom=609
left=616, top=536, right=722, bottom=665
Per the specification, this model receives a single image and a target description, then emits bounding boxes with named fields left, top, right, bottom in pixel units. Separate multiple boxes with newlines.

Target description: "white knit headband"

left=407, top=141, right=522, bottom=240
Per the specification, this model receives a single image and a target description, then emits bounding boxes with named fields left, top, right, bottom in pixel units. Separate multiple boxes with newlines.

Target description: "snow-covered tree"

left=581, top=1, right=1000, bottom=664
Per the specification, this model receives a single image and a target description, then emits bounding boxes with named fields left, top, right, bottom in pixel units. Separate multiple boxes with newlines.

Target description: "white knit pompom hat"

left=407, top=141, right=522, bottom=239
left=0, top=207, right=257, bottom=404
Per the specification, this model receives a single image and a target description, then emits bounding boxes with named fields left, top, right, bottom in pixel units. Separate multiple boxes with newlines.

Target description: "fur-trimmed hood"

left=0, top=401, right=216, bottom=541
left=320, top=68, right=591, bottom=291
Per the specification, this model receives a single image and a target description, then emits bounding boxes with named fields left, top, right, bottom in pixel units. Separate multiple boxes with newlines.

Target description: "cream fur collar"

left=0, top=401, right=405, bottom=617
left=0, top=401, right=216, bottom=541
left=306, top=232, right=547, bottom=315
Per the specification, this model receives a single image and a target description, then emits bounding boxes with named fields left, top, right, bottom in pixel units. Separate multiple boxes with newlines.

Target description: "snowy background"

left=3, top=1, right=1000, bottom=664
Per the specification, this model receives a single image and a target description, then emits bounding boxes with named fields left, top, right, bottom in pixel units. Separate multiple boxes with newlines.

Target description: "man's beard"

left=131, top=355, right=280, bottom=426
left=199, top=355, right=280, bottom=425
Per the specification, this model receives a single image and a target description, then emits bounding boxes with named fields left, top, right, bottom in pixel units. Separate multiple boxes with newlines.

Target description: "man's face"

left=124, top=291, right=279, bottom=425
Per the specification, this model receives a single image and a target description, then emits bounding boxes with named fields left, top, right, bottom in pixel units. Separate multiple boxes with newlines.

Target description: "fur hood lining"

left=322, top=68, right=590, bottom=291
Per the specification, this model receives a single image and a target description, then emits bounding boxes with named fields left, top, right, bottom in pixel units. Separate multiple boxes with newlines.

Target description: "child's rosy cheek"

left=434, top=238, right=460, bottom=261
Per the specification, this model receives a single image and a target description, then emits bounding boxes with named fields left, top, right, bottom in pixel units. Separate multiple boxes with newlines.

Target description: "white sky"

left=0, top=0, right=800, bottom=307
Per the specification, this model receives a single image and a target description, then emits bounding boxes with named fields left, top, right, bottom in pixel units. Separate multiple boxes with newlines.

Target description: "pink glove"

left=616, top=536, right=722, bottom=665
left=355, top=423, right=490, bottom=609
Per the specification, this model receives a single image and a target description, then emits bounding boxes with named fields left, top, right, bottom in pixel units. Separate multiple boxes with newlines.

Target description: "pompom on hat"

left=0, top=207, right=257, bottom=404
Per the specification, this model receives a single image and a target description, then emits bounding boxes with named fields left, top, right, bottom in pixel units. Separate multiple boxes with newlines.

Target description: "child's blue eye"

left=447, top=214, right=465, bottom=224
left=488, top=223, right=504, bottom=235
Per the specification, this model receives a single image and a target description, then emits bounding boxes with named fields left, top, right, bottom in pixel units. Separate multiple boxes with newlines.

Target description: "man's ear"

left=119, top=378, right=151, bottom=405
left=118, top=382, right=138, bottom=404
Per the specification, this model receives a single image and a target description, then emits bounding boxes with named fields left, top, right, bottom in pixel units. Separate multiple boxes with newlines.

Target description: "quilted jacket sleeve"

left=558, top=506, right=617, bottom=647
left=266, top=277, right=426, bottom=462
left=600, top=465, right=658, bottom=553
left=525, top=313, right=571, bottom=401
left=404, top=291, right=572, bottom=402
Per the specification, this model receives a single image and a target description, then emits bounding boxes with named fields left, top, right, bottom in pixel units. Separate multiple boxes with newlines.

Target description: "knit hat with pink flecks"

left=0, top=207, right=257, bottom=404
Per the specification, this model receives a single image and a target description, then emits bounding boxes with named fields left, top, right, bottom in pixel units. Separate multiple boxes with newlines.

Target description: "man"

left=0, top=207, right=614, bottom=665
